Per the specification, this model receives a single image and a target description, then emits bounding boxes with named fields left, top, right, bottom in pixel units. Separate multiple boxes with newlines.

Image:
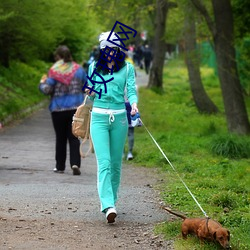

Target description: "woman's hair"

left=96, top=47, right=126, bottom=75
left=54, top=45, right=73, bottom=63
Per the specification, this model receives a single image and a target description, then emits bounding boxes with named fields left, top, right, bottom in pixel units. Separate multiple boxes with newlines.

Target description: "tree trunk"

left=212, top=0, right=250, bottom=134
left=184, top=4, right=218, bottom=114
left=191, top=0, right=250, bottom=134
left=148, top=0, right=169, bottom=89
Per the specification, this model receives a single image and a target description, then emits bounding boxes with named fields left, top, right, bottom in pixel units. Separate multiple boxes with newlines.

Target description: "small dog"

left=163, top=207, right=231, bottom=249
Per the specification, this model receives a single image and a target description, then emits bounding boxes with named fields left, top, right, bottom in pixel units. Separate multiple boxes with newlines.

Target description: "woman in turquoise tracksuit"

left=85, top=32, right=138, bottom=223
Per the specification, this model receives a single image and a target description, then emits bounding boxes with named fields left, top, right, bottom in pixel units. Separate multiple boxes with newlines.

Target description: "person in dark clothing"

left=39, top=45, right=87, bottom=175
left=88, top=46, right=99, bottom=67
left=134, top=45, right=144, bottom=69
left=143, top=45, right=152, bottom=74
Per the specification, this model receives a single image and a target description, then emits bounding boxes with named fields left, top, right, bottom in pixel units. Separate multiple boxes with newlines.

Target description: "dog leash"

left=139, top=118, right=209, bottom=218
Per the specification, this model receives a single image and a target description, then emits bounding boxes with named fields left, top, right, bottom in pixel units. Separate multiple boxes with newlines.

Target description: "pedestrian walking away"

left=143, top=44, right=152, bottom=75
left=39, top=45, right=87, bottom=175
left=85, top=31, right=139, bottom=223
left=125, top=52, right=138, bottom=161
left=125, top=101, right=135, bottom=160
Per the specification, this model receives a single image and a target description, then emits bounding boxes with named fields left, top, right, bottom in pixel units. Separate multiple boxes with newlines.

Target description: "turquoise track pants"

left=90, top=111, right=128, bottom=212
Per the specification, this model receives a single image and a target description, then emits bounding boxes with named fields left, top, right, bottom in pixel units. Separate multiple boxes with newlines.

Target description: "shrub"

left=210, top=191, right=237, bottom=209
left=210, top=135, right=250, bottom=158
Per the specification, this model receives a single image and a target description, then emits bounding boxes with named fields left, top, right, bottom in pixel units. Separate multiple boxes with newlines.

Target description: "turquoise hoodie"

left=87, top=62, right=138, bottom=110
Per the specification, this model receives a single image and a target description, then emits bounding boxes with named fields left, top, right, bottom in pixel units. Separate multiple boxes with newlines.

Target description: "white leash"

left=139, top=118, right=209, bottom=218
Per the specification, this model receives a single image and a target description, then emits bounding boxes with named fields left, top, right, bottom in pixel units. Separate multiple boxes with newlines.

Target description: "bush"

left=210, top=135, right=250, bottom=159
left=210, top=191, right=237, bottom=209
left=0, top=60, right=49, bottom=122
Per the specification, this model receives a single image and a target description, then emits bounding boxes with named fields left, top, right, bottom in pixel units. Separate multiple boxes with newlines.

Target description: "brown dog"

left=163, top=207, right=231, bottom=249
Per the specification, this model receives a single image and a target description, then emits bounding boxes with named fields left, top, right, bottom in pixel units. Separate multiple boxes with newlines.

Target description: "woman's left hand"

left=85, top=88, right=95, bottom=97
left=131, top=103, right=138, bottom=116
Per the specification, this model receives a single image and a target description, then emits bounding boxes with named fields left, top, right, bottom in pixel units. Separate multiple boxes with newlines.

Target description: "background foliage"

left=0, top=0, right=99, bottom=65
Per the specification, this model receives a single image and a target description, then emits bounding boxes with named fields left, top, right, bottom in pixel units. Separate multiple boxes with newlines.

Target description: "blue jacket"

left=39, top=67, right=87, bottom=112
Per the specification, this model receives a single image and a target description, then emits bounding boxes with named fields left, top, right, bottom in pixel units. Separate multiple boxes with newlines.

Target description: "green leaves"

left=0, top=0, right=99, bottom=66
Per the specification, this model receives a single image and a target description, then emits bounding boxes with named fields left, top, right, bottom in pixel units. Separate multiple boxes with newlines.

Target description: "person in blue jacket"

left=85, top=32, right=139, bottom=223
left=39, top=45, right=87, bottom=176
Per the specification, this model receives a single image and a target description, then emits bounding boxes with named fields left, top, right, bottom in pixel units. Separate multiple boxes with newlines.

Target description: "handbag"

left=72, top=95, right=93, bottom=158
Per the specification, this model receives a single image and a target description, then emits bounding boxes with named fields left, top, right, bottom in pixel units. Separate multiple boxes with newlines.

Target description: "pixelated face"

left=102, top=47, right=119, bottom=60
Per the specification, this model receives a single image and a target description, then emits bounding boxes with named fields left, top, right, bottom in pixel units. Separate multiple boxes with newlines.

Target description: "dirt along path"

left=0, top=70, right=173, bottom=250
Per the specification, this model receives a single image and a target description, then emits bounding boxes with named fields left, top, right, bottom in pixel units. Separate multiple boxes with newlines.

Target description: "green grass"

left=0, top=60, right=50, bottom=123
left=129, top=58, right=250, bottom=250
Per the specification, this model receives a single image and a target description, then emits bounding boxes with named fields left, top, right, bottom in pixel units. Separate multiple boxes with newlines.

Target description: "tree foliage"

left=0, top=0, right=98, bottom=67
left=164, top=2, right=184, bottom=44
left=232, top=0, right=250, bottom=39
left=91, top=0, right=156, bottom=46
left=232, top=0, right=250, bottom=95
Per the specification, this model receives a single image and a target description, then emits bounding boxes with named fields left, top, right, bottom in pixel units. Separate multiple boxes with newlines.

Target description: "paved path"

left=0, top=107, right=164, bottom=224
left=0, top=68, right=153, bottom=223
left=135, top=68, right=149, bottom=88
left=0, top=71, right=174, bottom=249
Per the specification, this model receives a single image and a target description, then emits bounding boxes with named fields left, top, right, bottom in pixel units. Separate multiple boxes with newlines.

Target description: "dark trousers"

left=127, top=127, right=134, bottom=152
left=51, top=110, right=80, bottom=171
left=125, top=102, right=134, bottom=153
left=144, top=59, right=151, bottom=74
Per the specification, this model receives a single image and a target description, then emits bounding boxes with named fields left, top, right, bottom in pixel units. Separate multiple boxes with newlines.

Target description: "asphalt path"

left=0, top=69, right=172, bottom=249
left=0, top=106, right=165, bottom=223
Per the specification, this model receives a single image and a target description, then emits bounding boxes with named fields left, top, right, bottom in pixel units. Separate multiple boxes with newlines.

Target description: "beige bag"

left=72, top=95, right=93, bottom=158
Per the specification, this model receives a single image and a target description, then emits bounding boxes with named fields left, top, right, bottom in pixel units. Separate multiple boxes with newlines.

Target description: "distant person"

left=87, top=46, right=99, bottom=70
left=127, top=44, right=135, bottom=61
left=39, top=45, right=87, bottom=175
left=125, top=101, right=135, bottom=160
left=125, top=52, right=137, bottom=160
left=134, top=45, right=144, bottom=69
left=143, top=44, right=152, bottom=74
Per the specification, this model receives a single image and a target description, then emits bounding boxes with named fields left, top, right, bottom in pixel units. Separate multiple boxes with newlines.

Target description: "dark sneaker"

left=53, top=168, right=64, bottom=173
left=106, top=207, right=117, bottom=223
left=72, top=165, right=81, bottom=175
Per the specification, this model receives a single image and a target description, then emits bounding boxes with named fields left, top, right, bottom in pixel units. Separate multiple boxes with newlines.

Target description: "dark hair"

left=95, top=48, right=126, bottom=75
left=54, top=45, right=73, bottom=63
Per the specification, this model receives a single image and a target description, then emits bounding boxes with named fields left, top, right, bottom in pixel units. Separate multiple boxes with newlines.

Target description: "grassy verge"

left=129, top=58, right=250, bottom=250
left=0, top=60, right=50, bottom=124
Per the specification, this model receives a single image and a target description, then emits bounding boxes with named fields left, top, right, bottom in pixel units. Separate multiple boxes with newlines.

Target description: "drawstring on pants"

left=91, top=107, right=125, bottom=125
left=109, top=112, right=115, bottom=124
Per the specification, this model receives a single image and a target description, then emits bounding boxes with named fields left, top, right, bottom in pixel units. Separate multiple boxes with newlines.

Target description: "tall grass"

left=130, top=58, right=250, bottom=250
left=0, top=60, right=49, bottom=123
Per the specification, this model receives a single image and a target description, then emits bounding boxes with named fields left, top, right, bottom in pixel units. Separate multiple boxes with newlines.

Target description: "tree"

left=91, top=0, right=155, bottom=47
left=0, top=0, right=98, bottom=66
left=148, top=0, right=177, bottom=89
left=191, top=0, right=250, bottom=134
left=232, top=0, right=250, bottom=40
left=0, top=0, right=59, bottom=66
left=184, top=1, right=218, bottom=114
